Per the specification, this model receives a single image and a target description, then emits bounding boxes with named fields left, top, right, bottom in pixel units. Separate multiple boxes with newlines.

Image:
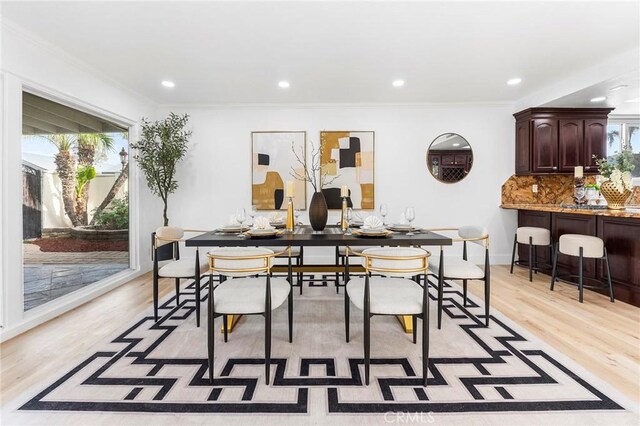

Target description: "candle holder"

left=573, top=176, right=586, bottom=205
left=340, top=196, right=348, bottom=233
left=286, top=197, right=295, bottom=233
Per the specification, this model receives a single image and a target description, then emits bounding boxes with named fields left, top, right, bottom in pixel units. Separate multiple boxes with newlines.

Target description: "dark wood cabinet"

left=515, top=209, right=639, bottom=307
left=597, top=216, right=640, bottom=306
left=515, top=119, right=530, bottom=173
left=558, top=119, right=582, bottom=172
left=584, top=119, right=607, bottom=172
left=427, top=150, right=473, bottom=182
left=513, top=108, right=613, bottom=175
left=532, top=119, right=558, bottom=173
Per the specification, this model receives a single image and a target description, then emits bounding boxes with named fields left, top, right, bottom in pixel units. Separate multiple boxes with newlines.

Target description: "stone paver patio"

left=23, top=243, right=129, bottom=311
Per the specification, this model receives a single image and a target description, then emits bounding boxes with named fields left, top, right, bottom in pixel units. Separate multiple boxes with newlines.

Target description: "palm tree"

left=45, top=134, right=80, bottom=226
left=75, top=133, right=114, bottom=223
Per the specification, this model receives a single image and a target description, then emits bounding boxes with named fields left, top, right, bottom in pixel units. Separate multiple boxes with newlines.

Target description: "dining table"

left=186, top=225, right=453, bottom=333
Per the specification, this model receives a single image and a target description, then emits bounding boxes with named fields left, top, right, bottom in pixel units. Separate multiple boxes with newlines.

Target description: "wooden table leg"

left=396, top=315, right=413, bottom=333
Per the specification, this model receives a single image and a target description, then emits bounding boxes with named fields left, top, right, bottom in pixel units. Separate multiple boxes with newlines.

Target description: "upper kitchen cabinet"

left=513, top=108, right=613, bottom=175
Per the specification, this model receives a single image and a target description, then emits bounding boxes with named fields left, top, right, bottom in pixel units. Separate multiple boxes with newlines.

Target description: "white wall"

left=0, top=18, right=156, bottom=340
left=155, top=104, right=517, bottom=264
left=40, top=173, right=129, bottom=229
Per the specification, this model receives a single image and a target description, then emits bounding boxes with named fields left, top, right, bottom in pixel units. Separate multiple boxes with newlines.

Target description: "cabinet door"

left=583, top=119, right=606, bottom=172
left=558, top=119, right=583, bottom=172
left=532, top=119, right=558, bottom=173
left=597, top=216, right=640, bottom=306
left=454, top=154, right=467, bottom=166
left=441, top=154, right=454, bottom=165
left=515, top=119, right=531, bottom=174
left=552, top=213, right=597, bottom=278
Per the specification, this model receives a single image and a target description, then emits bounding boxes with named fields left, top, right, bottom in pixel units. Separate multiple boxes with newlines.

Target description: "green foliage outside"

left=92, top=196, right=129, bottom=230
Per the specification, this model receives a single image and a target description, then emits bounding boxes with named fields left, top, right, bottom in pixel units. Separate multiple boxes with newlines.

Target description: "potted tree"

left=130, top=113, right=191, bottom=225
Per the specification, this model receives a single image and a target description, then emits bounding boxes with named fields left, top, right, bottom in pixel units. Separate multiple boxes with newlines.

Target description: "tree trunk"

left=163, top=196, right=169, bottom=226
left=75, top=143, right=95, bottom=225
left=54, top=150, right=79, bottom=226
left=89, top=166, right=129, bottom=225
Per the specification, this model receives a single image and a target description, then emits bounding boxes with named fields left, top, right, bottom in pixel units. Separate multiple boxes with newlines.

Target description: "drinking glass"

left=345, top=208, right=353, bottom=235
left=249, top=205, right=257, bottom=225
left=405, top=206, right=416, bottom=236
left=236, top=208, right=247, bottom=238
left=379, top=203, right=388, bottom=225
left=294, top=209, right=301, bottom=225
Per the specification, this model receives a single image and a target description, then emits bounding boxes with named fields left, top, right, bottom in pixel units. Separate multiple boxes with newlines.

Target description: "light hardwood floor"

left=1, top=265, right=639, bottom=406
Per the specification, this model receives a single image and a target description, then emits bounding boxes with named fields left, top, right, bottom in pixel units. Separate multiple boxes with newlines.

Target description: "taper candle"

left=285, top=181, right=295, bottom=198
left=341, top=185, right=348, bottom=198
left=574, top=166, right=583, bottom=178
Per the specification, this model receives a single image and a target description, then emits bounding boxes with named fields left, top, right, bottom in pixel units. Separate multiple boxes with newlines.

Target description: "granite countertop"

left=500, top=203, right=640, bottom=219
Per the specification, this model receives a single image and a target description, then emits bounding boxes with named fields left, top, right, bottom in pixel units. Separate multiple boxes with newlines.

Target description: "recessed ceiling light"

left=625, top=97, right=640, bottom=103
left=507, top=78, right=522, bottom=86
left=452, top=143, right=461, bottom=147
left=392, top=80, right=405, bottom=87
left=590, top=96, right=607, bottom=103
left=161, top=80, right=175, bottom=88
left=278, top=81, right=290, bottom=88
left=609, top=85, right=628, bottom=91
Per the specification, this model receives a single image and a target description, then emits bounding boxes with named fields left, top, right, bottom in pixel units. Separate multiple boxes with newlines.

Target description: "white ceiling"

left=2, top=1, right=639, bottom=105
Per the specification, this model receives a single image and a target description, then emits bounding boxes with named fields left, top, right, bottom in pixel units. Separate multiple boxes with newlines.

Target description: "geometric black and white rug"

left=8, top=278, right=640, bottom=425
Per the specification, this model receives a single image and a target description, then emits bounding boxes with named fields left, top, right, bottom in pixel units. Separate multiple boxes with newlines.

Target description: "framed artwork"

left=319, top=131, right=375, bottom=210
left=252, top=131, right=307, bottom=210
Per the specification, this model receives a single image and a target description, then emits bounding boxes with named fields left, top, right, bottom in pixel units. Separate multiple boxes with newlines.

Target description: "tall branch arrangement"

left=130, top=113, right=191, bottom=226
left=290, top=140, right=340, bottom=192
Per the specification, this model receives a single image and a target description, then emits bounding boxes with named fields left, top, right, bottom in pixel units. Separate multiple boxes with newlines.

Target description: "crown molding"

left=155, top=101, right=515, bottom=110
left=1, top=17, right=155, bottom=107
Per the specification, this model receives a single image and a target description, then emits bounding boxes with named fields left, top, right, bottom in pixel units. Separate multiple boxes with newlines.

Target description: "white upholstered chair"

left=344, top=246, right=431, bottom=387
left=551, top=234, right=614, bottom=303
left=206, top=247, right=294, bottom=385
left=427, top=226, right=490, bottom=328
left=152, top=226, right=209, bottom=325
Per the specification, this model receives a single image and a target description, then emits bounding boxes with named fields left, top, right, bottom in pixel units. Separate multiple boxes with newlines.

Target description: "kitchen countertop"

left=501, top=203, right=640, bottom=219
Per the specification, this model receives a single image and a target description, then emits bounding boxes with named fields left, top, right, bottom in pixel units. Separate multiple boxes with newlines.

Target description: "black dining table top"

left=186, top=225, right=452, bottom=247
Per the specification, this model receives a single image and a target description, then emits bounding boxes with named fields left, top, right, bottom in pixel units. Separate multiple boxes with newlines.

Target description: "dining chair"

left=261, top=246, right=304, bottom=293
left=152, top=226, right=210, bottom=326
left=344, top=246, right=431, bottom=387
left=335, top=245, right=371, bottom=292
left=206, top=246, right=294, bottom=385
left=427, top=226, right=490, bottom=328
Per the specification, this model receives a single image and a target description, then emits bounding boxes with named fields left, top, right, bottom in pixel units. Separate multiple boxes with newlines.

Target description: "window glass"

left=22, top=92, right=130, bottom=311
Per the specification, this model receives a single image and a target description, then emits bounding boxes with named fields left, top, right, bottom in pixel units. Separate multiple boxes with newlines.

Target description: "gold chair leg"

left=220, top=314, right=243, bottom=333
left=396, top=315, right=414, bottom=333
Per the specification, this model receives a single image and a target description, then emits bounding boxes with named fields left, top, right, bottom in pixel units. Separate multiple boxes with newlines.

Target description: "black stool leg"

left=550, top=243, right=558, bottom=290
left=578, top=247, right=584, bottom=303
left=510, top=234, right=517, bottom=274
left=604, top=248, right=615, bottom=303
left=462, top=280, right=467, bottom=306
left=528, top=236, right=533, bottom=282
left=533, top=245, right=538, bottom=274
left=412, top=315, right=417, bottom=344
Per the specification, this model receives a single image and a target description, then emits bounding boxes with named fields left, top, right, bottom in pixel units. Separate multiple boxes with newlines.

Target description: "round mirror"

left=426, top=133, right=473, bottom=183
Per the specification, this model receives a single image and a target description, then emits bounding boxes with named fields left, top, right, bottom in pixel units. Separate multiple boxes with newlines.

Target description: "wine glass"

left=294, top=209, right=301, bottom=225
left=379, top=203, right=388, bottom=225
left=405, top=206, right=416, bottom=236
left=345, top=207, right=353, bottom=235
left=236, top=208, right=247, bottom=238
left=249, top=205, right=257, bottom=225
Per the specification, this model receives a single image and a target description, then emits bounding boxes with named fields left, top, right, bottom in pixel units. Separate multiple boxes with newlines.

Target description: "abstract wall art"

left=319, top=131, right=375, bottom=209
left=252, top=131, right=307, bottom=210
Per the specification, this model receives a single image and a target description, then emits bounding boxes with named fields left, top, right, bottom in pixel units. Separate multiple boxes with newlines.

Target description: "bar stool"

left=550, top=234, right=614, bottom=303
left=510, top=227, right=553, bottom=282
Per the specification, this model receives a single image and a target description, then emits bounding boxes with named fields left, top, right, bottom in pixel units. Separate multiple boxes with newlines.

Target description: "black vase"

left=309, top=191, right=328, bottom=231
